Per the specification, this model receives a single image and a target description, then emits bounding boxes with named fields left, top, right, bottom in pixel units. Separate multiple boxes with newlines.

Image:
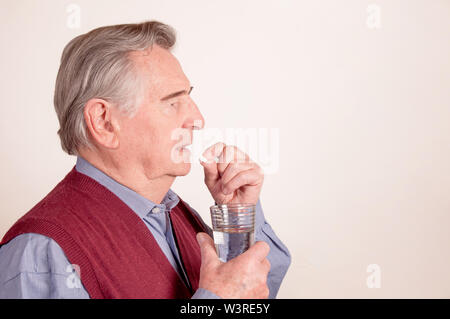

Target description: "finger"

left=200, top=142, right=226, bottom=184
left=196, top=232, right=220, bottom=268
left=217, top=146, right=250, bottom=177
left=244, top=241, right=270, bottom=261
left=262, top=258, right=271, bottom=273
left=220, top=162, right=255, bottom=187
left=221, top=168, right=263, bottom=195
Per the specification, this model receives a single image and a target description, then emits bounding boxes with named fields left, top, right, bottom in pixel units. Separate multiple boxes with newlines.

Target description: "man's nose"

left=183, top=100, right=205, bottom=131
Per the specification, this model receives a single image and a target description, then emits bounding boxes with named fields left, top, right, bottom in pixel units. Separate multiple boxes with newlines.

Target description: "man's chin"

left=169, top=148, right=193, bottom=176
left=172, top=162, right=192, bottom=177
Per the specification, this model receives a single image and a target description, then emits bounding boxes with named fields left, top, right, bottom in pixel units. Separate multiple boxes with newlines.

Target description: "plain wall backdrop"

left=1, top=0, right=449, bottom=298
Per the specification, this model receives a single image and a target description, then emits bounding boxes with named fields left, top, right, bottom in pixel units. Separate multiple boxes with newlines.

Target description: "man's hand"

left=196, top=232, right=270, bottom=299
left=200, top=143, right=264, bottom=205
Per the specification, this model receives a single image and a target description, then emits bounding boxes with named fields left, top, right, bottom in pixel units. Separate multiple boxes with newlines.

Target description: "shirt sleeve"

left=254, top=199, right=291, bottom=298
left=186, top=199, right=292, bottom=299
left=0, top=233, right=90, bottom=299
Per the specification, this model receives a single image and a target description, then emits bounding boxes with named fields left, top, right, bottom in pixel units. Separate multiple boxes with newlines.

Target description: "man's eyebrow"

left=160, top=86, right=193, bottom=101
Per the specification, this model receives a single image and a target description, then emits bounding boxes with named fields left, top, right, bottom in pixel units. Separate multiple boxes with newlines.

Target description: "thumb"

left=199, top=142, right=226, bottom=185
left=196, top=232, right=220, bottom=267
left=199, top=158, right=220, bottom=186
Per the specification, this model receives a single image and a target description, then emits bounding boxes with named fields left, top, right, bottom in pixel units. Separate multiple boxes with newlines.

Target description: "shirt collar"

left=75, top=156, right=180, bottom=219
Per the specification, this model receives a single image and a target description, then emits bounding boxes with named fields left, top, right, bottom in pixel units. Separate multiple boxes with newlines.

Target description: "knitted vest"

left=0, top=167, right=207, bottom=299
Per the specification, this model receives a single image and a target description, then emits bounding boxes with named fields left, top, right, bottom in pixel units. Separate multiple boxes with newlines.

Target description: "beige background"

left=1, top=0, right=449, bottom=298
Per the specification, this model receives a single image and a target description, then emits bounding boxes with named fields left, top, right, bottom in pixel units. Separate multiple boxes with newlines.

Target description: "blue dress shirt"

left=0, top=157, right=291, bottom=298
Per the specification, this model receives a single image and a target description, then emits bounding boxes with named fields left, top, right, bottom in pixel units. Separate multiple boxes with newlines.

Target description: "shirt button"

left=151, top=207, right=161, bottom=214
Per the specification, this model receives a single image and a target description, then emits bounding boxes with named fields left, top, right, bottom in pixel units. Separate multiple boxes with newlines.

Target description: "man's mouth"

left=177, top=142, right=192, bottom=151
left=182, top=144, right=191, bottom=150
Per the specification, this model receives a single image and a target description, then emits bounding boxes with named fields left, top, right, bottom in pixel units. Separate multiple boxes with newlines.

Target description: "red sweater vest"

left=0, top=167, right=207, bottom=299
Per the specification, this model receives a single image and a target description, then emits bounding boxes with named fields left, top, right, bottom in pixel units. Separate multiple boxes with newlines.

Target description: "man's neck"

left=79, top=150, right=174, bottom=204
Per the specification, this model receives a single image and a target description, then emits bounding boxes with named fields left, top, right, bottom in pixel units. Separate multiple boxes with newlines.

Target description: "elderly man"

left=0, top=21, right=290, bottom=299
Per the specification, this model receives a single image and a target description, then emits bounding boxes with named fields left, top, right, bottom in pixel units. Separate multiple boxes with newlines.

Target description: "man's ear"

left=83, top=98, right=120, bottom=150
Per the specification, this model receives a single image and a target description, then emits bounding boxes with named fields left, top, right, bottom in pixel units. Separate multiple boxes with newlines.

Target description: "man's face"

left=117, top=45, right=204, bottom=179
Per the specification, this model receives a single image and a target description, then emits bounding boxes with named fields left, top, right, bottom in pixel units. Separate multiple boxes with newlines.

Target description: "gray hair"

left=54, top=21, right=176, bottom=155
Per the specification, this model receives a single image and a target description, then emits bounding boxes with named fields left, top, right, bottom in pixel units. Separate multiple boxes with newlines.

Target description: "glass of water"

left=209, top=203, right=256, bottom=262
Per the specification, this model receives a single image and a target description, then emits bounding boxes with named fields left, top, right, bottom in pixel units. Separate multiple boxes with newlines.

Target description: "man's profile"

left=0, top=21, right=290, bottom=299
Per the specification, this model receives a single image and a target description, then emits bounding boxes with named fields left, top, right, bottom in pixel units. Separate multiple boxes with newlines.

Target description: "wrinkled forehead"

left=129, top=45, right=189, bottom=101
